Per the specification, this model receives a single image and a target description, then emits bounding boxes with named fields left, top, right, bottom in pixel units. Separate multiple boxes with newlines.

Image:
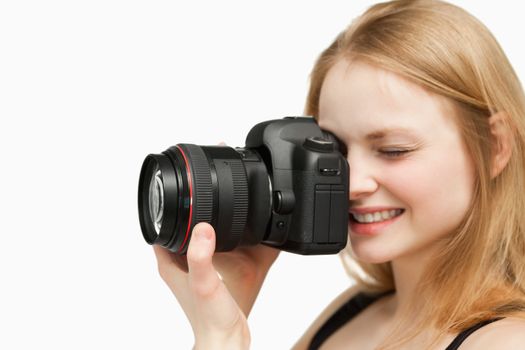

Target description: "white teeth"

left=351, top=209, right=403, bottom=223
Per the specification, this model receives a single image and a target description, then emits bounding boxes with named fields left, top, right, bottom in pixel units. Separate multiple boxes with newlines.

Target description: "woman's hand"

left=153, top=222, right=280, bottom=349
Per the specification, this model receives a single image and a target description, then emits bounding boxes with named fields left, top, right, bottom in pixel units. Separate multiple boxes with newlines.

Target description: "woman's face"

left=317, top=59, right=476, bottom=263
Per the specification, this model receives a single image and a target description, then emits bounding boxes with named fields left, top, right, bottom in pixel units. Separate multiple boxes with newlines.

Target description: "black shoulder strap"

left=445, top=317, right=504, bottom=350
left=308, top=290, right=394, bottom=350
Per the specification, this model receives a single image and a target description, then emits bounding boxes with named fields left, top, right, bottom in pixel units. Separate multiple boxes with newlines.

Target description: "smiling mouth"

left=349, top=209, right=405, bottom=224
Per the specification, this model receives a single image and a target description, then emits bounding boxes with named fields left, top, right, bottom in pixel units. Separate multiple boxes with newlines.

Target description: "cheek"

left=382, top=153, right=475, bottom=238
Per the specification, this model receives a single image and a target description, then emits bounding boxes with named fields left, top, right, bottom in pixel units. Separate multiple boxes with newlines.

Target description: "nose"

left=348, top=156, right=379, bottom=201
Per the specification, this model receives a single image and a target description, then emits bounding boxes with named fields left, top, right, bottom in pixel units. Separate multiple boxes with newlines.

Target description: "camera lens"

left=138, top=144, right=272, bottom=254
left=138, top=152, right=179, bottom=246
left=148, top=168, right=164, bottom=234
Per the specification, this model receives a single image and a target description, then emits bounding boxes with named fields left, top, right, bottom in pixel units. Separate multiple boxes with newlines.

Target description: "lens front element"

left=149, top=168, right=164, bottom=234
left=138, top=153, right=180, bottom=247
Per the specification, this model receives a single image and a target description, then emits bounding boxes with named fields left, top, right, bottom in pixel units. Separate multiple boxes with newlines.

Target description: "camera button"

left=273, top=190, right=295, bottom=214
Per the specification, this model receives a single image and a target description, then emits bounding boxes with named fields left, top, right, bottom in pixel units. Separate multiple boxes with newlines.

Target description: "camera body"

left=138, top=117, right=349, bottom=255
left=244, top=117, right=349, bottom=254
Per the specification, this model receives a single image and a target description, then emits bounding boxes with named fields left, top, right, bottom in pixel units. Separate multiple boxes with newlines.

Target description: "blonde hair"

left=305, top=0, right=525, bottom=348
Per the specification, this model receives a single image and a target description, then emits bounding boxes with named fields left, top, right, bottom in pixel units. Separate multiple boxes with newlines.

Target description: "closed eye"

left=380, top=149, right=411, bottom=158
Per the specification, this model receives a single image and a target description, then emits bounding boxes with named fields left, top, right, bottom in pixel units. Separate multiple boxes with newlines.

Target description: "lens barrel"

left=138, top=144, right=270, bottom=254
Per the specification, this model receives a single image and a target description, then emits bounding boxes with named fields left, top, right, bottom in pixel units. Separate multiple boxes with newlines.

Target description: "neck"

left=387, top=243, right=442, bottom=320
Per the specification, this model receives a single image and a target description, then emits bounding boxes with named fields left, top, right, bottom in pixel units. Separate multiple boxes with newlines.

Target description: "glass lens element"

left=148, top=169, right=164, bottom=234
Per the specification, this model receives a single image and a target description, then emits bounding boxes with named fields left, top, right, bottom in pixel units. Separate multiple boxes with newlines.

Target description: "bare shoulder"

left=290, top=284, right=362, bottom=350
left=460, top=316, right=525, bottom=350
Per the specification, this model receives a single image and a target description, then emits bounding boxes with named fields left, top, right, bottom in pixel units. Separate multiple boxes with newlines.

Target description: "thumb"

left=187, top=223, right=219, bottom=297
left=187, top=223, right=244, bottom=331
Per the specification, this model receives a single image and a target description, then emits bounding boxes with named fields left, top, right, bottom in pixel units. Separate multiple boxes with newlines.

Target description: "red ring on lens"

left=176, top=145, right=193, bottom=253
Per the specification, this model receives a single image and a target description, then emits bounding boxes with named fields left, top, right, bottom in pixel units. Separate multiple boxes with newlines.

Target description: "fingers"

left=152, top=244, right=174, bottom=267
left=153, top=245, right=188, bottom=290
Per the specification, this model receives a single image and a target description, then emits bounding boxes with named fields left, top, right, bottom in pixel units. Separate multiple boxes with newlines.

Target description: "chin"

left=350, top=241, right=398, bottom=264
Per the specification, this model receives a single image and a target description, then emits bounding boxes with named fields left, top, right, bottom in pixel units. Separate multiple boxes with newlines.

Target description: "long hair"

left=305, top=1, right=525, bottom=348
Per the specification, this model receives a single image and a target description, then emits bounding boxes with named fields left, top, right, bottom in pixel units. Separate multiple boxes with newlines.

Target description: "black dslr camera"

left=138, top=117, right=349, bottom=255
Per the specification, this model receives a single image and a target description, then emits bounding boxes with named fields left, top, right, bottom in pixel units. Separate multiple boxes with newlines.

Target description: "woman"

left=153, top=1, right=525, bottom=348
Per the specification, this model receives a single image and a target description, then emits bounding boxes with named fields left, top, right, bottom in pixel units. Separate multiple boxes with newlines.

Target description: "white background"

left=0, top=1, right=523, bottom=349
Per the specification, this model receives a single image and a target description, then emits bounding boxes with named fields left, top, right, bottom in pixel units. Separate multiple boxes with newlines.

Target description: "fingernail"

left=196, top=225, right=212, bottom=241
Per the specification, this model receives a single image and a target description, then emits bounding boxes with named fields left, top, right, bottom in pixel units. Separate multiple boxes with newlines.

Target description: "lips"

left=351, top=209, right=404, bottom=223
left=348, top=209, right=405, bottom=236
left=349, top=206, right=404, bottom=215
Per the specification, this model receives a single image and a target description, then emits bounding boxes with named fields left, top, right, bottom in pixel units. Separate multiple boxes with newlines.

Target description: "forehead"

left=318, top=59, right=458, bottom=138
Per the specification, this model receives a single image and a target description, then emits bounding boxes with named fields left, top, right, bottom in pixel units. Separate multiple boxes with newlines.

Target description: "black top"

left=308, top=291, right=503, bottom=350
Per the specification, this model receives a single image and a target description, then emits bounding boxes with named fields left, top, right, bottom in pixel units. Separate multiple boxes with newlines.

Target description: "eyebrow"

left=365, top=127, right=419, bottom=140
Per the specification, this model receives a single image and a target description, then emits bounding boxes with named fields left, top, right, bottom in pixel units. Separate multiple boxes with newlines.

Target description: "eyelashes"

left=379, top=149, right=412, bottom=158
left=330, top=134, right=414, bottom=159
left=337, top=145, right=413, bottom=159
